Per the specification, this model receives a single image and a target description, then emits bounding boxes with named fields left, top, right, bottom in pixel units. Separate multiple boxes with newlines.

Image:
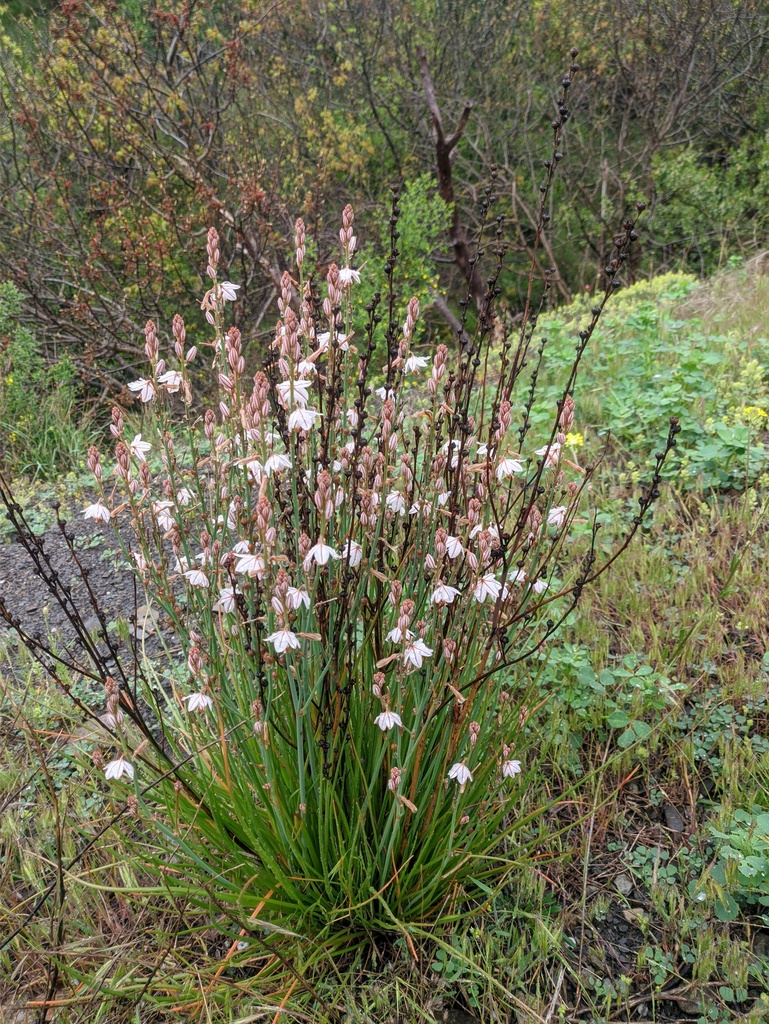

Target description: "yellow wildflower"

left=565, top=431, right=585, bottom=448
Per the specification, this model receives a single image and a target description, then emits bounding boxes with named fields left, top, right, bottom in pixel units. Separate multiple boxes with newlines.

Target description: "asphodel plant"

left=70, top=178, right=678, bottom=944
left=0, top=65, right=678, bottom=946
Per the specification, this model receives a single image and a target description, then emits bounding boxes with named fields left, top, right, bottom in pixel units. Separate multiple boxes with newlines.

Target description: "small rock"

left=622, top=906, right=646, bottom=925
left=664, top=804, right=685, bottom=832
left=130, top=604, right=159, bottom=637
left=679, top=999, right=704, bottom=1015
left=615, top=873, right=634, bottom=896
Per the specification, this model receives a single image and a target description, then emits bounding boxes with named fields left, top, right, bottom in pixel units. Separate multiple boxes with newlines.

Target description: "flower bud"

left=295, top=218, right=306, bottom=268
left=434, top=527, right=447, bottom=559
left=115, top=441, right=131, bottom=480
left=204, top=409, right=216, bottom=441
left=560, top=395, right=575, bottom=433
left=144, top=319, right=158, bottom=364
left=110, top=405, right=124, bottom=438
left=87, top=446, right=102, bottom=482
left=206, top=227, right=220, bottom=276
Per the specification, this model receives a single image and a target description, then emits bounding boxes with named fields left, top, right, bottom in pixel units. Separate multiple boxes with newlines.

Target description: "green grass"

left=2, top=264, right=769, bottom=1022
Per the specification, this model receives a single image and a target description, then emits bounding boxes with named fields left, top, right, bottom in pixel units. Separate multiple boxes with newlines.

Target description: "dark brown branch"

left=431, top=293, right=472, bottom=348
left=417, top=46, right=486, bottom=312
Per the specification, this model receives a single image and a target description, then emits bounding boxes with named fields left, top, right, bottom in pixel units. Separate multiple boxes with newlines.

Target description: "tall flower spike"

left=314, top=470, right=334, bottom=521
left=495, top=400, right=512, bottom=441
left=279, top=270, right=293, bottom=316
left=403, top=296, right=419, bottom=343
left=325, top=264, right=342, bottom=317
left=226, top=326, right=244, bottom=376
left=428, top=344, right=448, bottom=396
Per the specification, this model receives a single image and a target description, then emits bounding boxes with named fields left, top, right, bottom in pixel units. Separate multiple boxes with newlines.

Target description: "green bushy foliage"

left=651, top=135, right=769, bottom=274
left=0, top=282, right=95, bottom=479
left=355, top=174, right=450, bottom=329
left=533, top=273, right=769, bottom=491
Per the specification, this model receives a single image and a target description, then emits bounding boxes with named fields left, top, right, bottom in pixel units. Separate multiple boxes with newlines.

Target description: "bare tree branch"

left=417, top=46, right=486, bottom=313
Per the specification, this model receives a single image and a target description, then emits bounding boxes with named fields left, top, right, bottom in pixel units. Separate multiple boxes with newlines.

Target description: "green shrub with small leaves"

left=532, top=273, right=769, bottom=490
left=0, top=282, right=96, bottom=479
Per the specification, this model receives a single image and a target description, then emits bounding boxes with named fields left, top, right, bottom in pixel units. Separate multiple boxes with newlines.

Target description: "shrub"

left=529, top=273, right=769, bottom=490
left=0, top=282, right=95, bottom=479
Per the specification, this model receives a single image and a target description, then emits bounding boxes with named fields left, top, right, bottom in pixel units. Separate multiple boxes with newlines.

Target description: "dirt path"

left=0, top=497, right=156, bottom=665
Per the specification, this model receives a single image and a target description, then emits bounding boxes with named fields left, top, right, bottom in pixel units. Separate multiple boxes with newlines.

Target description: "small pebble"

left=615, top=873, right=634, bottom=896
left=664, top=804, right=685, bottom=832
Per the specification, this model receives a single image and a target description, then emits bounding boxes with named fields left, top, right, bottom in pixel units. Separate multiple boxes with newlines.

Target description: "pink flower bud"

left=87, top=446, right=102, bottom=481
left=110, top=406, right=124, bottom=438
left=144, top=320, right=158, bottom=363
left=559, top=395, right=575, bottom=433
